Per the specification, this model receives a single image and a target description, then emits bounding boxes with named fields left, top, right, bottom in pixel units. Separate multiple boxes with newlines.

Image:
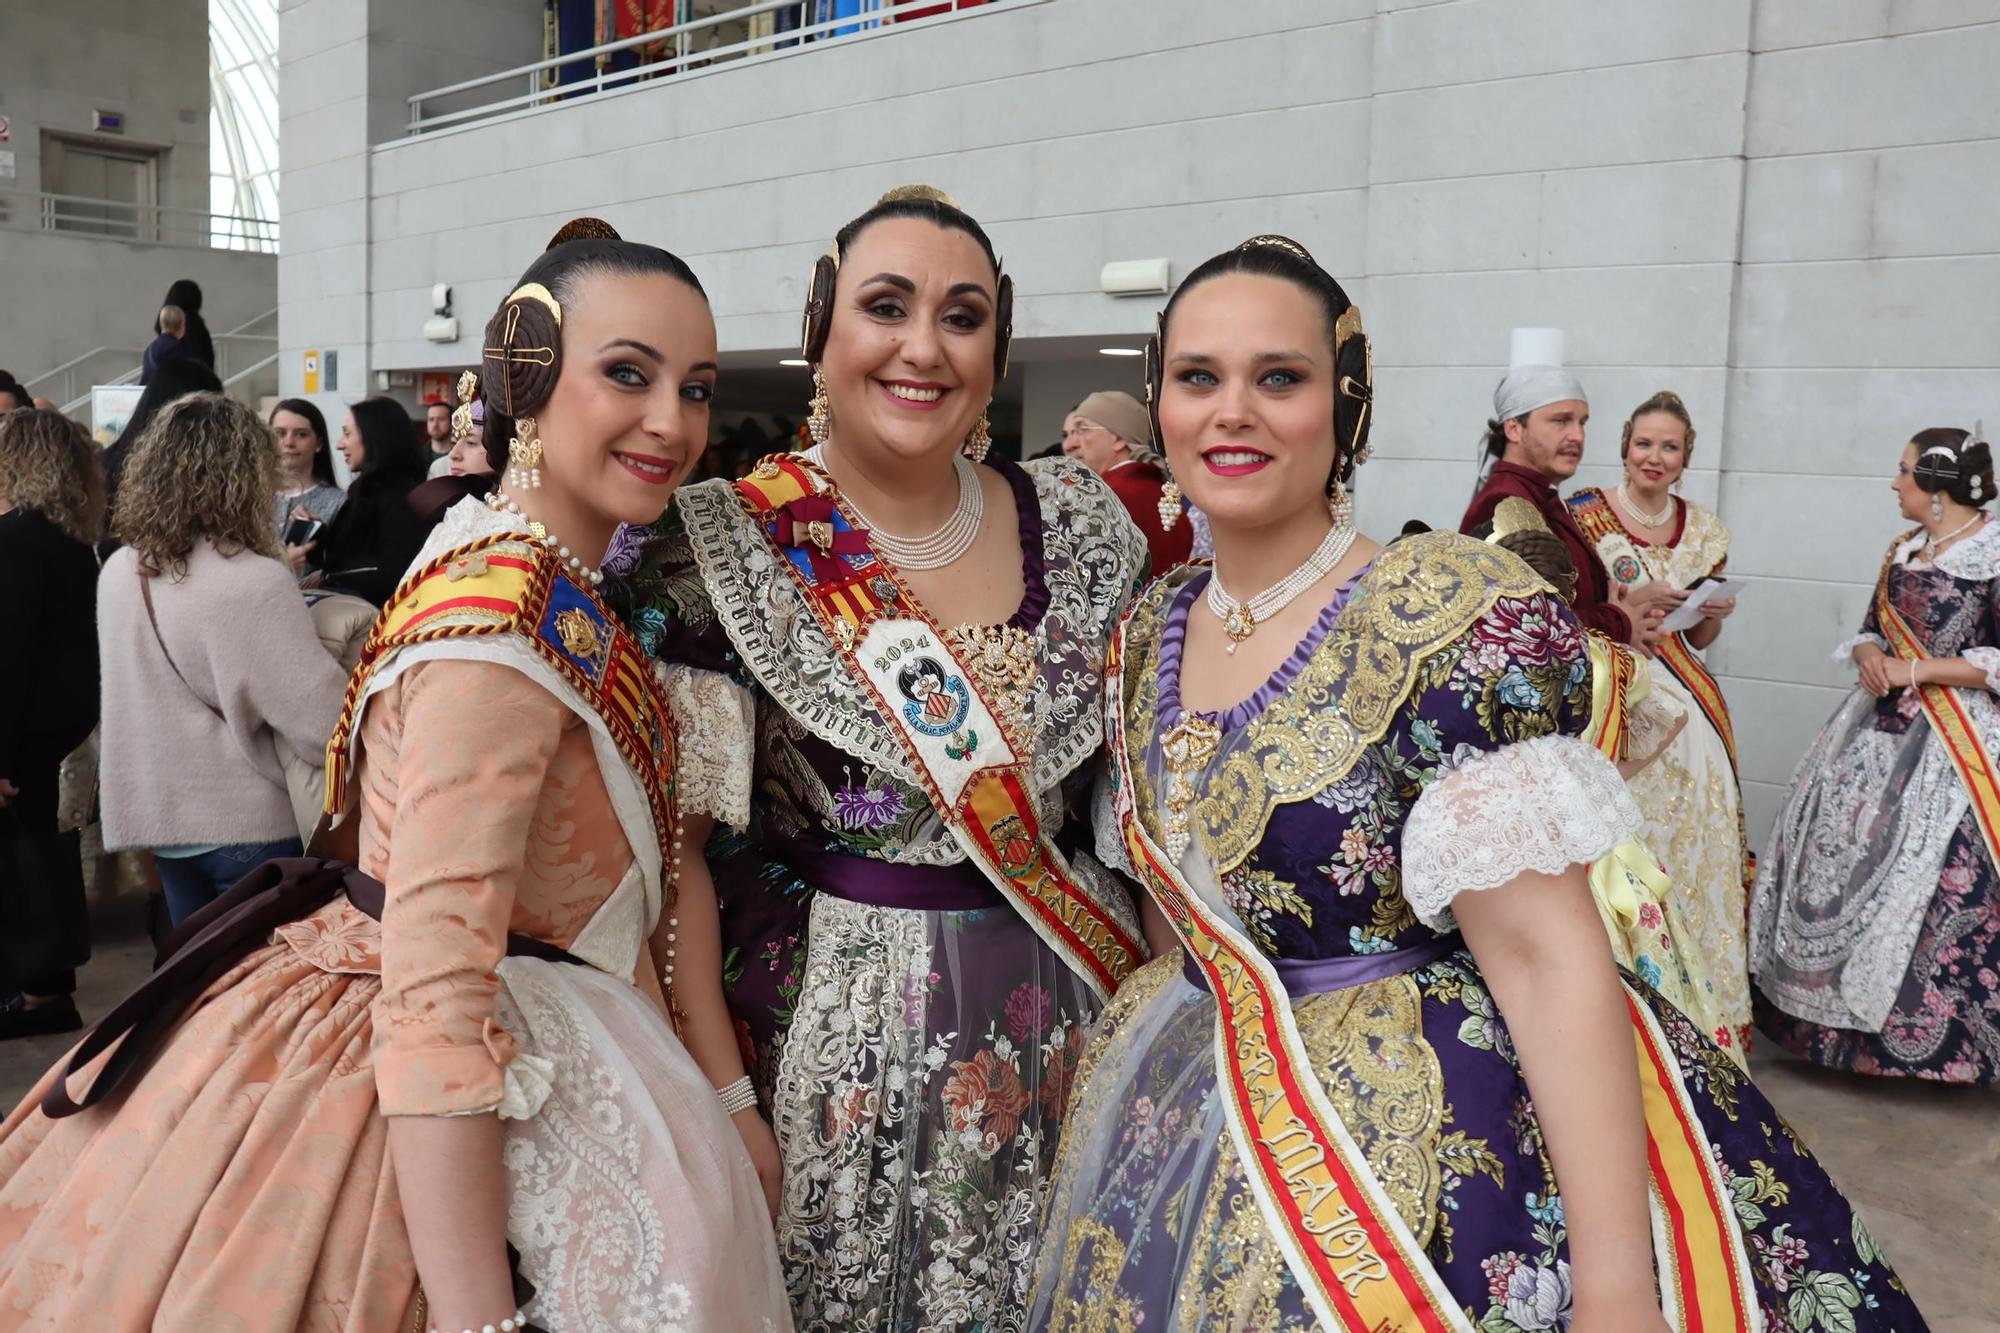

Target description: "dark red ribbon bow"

left=771, top=496, right=874, bottom=583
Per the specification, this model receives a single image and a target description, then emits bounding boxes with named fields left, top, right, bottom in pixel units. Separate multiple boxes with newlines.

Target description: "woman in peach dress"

left=0, top=226, right=792, bottom=1332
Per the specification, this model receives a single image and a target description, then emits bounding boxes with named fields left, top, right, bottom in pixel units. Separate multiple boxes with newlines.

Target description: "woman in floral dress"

left=1753, top=427, right=2000, bottom=1083
left=616, top=188, right=1147, bottom=1332
left=1030, top=237, right=1925, bottom=1333
left=1568, top=390, right=1752, bottom=1053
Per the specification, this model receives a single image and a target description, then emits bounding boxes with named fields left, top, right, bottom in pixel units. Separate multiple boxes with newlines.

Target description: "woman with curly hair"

left=0, top=410, right=105, bottom=1039
left=98, top=392, right=348, bottom=923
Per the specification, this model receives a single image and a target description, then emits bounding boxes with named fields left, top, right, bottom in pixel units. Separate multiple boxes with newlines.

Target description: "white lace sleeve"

left=1401, top=734, right=1640, bottom=932
left=1963, top=647, right=2000, bottom=693
left=1832, top=632, right=1886, bottom=664
left=656, top=662, right=754, bottom=828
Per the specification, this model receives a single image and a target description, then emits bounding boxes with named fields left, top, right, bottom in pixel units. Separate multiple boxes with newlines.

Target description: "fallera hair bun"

left=546, top=216, right=622, bottom=248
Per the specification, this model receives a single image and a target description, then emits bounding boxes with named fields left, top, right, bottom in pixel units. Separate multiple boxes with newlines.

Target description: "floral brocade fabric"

left=1030, top=536, right=1926, bottom=1333
left=614, top=457, right=1149, bottom=1333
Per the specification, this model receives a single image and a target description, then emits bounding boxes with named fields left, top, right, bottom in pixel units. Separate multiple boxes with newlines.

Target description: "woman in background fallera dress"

left=1753, top=427, right=2000, bottom=1084
left=614, top=187, right=1148, bottom=1331
left=1568, top=390, right=1754, bottom=1054
left=1029, top=236, right=1925, bottom=1333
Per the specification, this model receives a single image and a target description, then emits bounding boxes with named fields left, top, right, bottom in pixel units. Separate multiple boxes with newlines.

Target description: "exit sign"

left=92, top=110, right=125, bottom=133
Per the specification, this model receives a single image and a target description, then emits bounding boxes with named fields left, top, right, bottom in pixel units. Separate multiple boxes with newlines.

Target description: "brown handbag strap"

left=140, top=571, right=224, bottom=722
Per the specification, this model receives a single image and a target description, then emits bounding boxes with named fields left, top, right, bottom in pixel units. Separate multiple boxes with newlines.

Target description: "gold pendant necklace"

left=1159, top=714, right=1223, bottom=861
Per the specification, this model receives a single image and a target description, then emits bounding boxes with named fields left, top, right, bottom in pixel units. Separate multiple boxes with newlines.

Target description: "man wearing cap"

left=1062, top=389, right=1191, bottom=572
left=1461, top=333, right=1680, bottom=648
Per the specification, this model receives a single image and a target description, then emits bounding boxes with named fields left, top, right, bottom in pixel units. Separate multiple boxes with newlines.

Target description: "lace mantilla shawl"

left=674, top=456, right=1146, bottom=833
left=1119, top=531, right=1554, bottom=874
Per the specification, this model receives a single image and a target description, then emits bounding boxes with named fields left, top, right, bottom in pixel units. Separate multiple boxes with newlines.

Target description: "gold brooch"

left=945, top=624, right=1038, bottom=725
left=445, top=554, right=488, bottom=582
left=831, top=617, right=858, bottom=650
left=752, top=458, right=782, bottom=480
left=1159, top=715, right=1223, bottom=861
left=554, top=607, right=608, bottom=665
left=805, top=519, right=836, bottom=552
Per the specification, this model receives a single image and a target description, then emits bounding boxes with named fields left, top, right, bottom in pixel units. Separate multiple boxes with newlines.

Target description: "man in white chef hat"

left=1462, top=329, right=1680, bottom=648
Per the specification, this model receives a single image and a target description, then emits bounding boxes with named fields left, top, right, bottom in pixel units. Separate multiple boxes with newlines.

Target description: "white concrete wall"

left=285, top=0, right=2000, bottom=844
left=0, top=0, right=275, bottom=380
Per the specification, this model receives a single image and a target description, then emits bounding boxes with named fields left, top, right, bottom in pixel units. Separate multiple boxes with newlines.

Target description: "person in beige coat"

left=97, top=393, right=348, bottom=924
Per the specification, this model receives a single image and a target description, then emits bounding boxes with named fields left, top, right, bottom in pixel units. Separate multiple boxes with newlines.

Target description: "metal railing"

left=407, top=0, right=1037, bottom=136
left=50, top=308, right=280, bottom=418
left=0, top=188, right=278, bottom=253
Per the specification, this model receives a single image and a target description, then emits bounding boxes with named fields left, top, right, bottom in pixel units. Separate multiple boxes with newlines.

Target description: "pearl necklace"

left=486, top=493, right=605, bottom=586
left=1617, top=484, right=1675, bottom=529
left=805, top=444, right=984, bottom=571
left=1206, top=522, right=1357, bottom=653
left=1922, top=511, right=1986, bottom=562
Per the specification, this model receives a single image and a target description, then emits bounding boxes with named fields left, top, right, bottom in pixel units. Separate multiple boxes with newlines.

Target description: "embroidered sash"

left=1104, top=587, right=1756, bottom=1333
left=1569, top=489, right=1741, bottom=773
left=1586, top=633, right=1637, bottom=762
left=324, top=532, right=678, bottom=848
left=1875, top=549, right=2000, bottom=870
left=733, top=454, right=1141, bottom=998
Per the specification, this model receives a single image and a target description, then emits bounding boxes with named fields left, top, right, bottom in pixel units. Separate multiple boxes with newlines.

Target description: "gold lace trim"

left=1122, top=532, right=1551, bottom=872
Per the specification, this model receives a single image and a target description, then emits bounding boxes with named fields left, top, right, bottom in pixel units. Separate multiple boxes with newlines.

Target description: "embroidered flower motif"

left=601, top=521, right=648, bottom=577
left=1502, top=1258, right=1573, bottom=1330
left=1481, top=1252, right=1526, bottom=1304
left=831, top=780, right=905, bottom=832
left=1005, top=983, right=1053, bottom=1043
left=824, top=1082, right=878, bottom=1142
left=1495, top=665, right=1545, bottom=710
left=629, top=604, right=670, bottom=657
left=1040, top=1025, right=1088, bottom=1117
left=939, top=1049, right=1030, bottom=1156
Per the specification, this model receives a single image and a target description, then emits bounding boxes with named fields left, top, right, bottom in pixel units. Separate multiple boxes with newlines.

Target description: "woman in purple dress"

left=615, top=187, right=1148, bottom=1331
left=1029, top=237, right=1925, bottom=1332
left=1753, top=427, right=2000, bottom=1083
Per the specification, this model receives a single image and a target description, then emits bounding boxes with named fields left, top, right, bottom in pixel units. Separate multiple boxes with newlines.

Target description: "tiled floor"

left=2, top=899, right=1992, bottom=1329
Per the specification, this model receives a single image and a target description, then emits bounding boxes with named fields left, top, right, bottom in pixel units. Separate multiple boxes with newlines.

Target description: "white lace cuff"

left=1832, top=632, right=1886, bottom=664
left=656, top=663, right=754, bottom=828
left=1963, top=647, right=2000, bottom=693
left=1402, top=734, right=1640, bottom=932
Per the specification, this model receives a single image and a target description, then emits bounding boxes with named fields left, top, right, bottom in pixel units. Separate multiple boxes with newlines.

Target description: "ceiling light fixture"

left=779, top=358, right=809, bottom=367
left=1098, top=347, right=1143, bottom=358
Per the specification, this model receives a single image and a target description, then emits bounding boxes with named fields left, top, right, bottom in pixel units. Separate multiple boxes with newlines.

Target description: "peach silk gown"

left=0, top=501, right=791, bottom=1332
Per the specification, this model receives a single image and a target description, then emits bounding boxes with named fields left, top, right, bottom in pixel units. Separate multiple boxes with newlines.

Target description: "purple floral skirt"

left=1029, top=951, right=1926, bottom=1332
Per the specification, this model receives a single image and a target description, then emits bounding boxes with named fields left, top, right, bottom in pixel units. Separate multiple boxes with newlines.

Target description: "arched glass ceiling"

left=210, top=0, right=279, bottom=250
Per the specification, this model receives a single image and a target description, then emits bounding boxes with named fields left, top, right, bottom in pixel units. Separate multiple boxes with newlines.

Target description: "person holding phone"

left=270, top=398, right=345, bottom=575
left=1568, top=390, right=1753, bottom=1053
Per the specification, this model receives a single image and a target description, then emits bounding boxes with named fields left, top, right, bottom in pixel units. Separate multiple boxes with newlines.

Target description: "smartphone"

left=1683, top=573, right=1721, bottom=592
left=284, top=516, right=323, bottom=547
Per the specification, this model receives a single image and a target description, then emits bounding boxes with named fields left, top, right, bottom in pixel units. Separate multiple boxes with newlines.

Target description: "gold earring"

left=963, top=408, right=992, bottom=462
left=1157, top=479, right=1182, bottom=531
left=508, top=415, right=543, bottom=490
left=1328, top=478, right=1353, bottom=529
left=807, top=369, right=832, bottom=446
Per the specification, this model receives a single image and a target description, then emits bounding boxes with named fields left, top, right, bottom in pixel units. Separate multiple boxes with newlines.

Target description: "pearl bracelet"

left=718, top=1074, right=759, bottom=1116
left=428, top=1312, right=525, bottom=1333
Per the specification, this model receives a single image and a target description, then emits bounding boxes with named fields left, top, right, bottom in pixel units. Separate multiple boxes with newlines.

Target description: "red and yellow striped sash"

left=735, top=454, right=1140, bottom=997
left=324, top=533, right=678, bottom=848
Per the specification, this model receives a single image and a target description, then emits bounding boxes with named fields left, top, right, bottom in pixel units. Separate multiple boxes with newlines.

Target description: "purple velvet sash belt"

left=789, top=845, right=1004, bottom=913
left=1181, top=930, right=1463, bottom=998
